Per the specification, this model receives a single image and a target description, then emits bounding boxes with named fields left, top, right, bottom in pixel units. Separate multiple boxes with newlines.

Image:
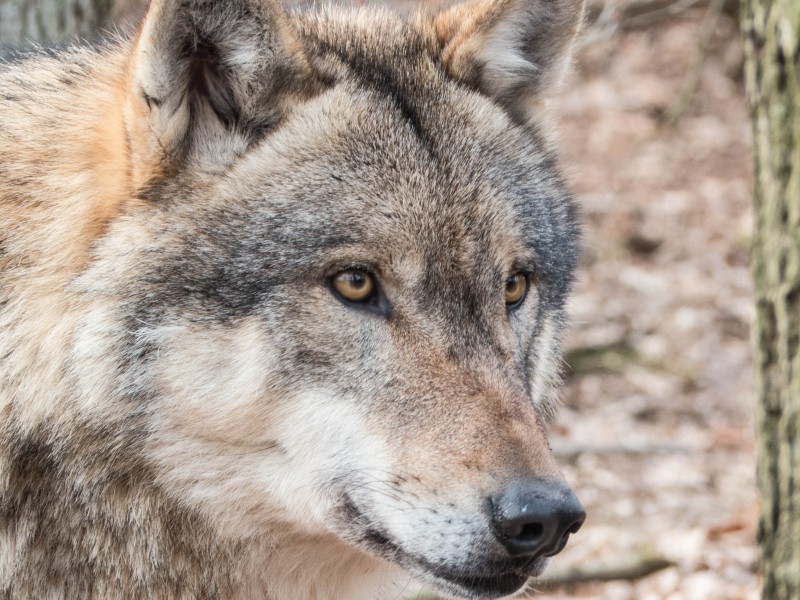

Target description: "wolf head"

left=81, top=0, right=585, bottom=597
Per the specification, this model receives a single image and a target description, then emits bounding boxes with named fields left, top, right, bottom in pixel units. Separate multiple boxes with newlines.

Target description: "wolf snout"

left=489, top=479, right=585, bottom=559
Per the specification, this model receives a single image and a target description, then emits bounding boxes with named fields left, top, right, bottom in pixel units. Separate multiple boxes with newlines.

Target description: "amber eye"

left=331, top=270, right=376, bottom=303
left=505, top=273, right=528, bottom=307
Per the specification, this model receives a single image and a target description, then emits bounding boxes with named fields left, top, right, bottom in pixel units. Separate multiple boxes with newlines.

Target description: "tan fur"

left=436, top=0, right=585, bottom=121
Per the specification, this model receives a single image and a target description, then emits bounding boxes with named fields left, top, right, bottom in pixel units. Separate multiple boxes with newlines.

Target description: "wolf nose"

left=489, top=479, right=585, bottom=558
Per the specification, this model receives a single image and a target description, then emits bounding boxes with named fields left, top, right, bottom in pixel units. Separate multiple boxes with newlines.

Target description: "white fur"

left=139, top=316, right=408, bottom=596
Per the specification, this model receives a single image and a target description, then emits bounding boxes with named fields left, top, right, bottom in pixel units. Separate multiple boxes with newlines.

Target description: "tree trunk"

left=0, top=0, right=147, bottom=47
left=742, top=0, right=800, bottom=598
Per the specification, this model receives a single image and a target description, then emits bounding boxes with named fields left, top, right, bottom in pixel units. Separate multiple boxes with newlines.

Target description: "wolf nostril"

left=489, top=478, right=585, bottom=559
left=518, top=522, right=544, bottom=542
left=497, top=519, right=545, bottom=541
left=549, top=518, right=584, bottom=556
left=566, top=520, right=583, bottom=537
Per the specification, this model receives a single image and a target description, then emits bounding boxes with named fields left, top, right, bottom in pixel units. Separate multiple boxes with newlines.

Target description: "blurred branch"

left=0, top=0, right=147, bottom=47
left=587, top=0, right=738, bottom=27
left=552, top=441, right=699, bottom=460
left=564, top=342, right=637, bottom=377
left=539, top=555, right=676, bottom=586
left=0, top=0, right=113, bottom=46
left=662, top=0, right=727, bottom=126
left=581, top=0, right=738, bottom=47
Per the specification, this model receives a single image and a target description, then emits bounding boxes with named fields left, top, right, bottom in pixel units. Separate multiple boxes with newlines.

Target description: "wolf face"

left=0, top=0, right=585, bottom=598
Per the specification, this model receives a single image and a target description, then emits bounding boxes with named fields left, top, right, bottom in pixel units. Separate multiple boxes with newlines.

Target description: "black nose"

left=490, top=478, right=585, bottom=558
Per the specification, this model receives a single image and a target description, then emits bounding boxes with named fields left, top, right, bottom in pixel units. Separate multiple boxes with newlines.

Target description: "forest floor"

left=538, top=3, right=758, bottom=599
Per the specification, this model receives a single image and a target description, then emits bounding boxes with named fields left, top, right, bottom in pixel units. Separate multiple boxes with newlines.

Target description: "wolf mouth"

left=394, top=547, right=536, bottom=599
left=433, top=571, right=530, bottom=598
left=342, top=496, right=539, bottom=599
left=406, top=552, right=541, bottom=599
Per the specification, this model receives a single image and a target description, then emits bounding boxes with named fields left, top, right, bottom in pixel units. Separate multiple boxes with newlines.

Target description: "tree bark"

left=743, top=0, right=800, bottom=598
left=0, top=0, right=146, bottom=47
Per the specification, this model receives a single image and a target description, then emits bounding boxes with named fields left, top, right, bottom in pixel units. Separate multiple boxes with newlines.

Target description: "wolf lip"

left=433, top=569, right=530, bottom=598
left=401, top=550, right=544, bottom=599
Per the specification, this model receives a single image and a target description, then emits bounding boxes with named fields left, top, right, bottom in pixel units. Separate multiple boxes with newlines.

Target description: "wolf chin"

left=0, top=0, right=587, bottom=598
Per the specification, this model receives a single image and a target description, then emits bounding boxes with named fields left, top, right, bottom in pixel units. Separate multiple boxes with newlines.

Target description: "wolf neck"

left=235, top=533, right=407, bottom=600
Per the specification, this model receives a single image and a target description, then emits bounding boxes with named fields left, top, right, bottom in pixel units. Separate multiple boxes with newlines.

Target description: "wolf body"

left=0, top=0, right=586, bottom=598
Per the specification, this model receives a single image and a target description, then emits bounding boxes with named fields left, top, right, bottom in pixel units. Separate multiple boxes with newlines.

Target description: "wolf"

left=0, top=0, right=586, bottom=598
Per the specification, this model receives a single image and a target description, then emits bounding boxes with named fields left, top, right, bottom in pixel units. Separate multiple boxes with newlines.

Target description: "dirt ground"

left=538, top=4, right=758, bottom=599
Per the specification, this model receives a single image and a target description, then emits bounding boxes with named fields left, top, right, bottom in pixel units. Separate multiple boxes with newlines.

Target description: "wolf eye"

left=505, top=273, right=528, bottom=308
left=331, top=270, right=376, bottom=303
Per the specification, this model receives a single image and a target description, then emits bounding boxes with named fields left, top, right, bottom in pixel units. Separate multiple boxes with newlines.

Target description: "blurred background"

left=542, top=2, right=755, bottom=598
left=0, top=0, right=757, bottom=597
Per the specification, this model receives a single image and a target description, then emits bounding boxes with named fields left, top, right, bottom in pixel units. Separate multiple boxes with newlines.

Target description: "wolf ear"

left=124, top=0, right=317, bottom=187
left=435, top=0, right=585, bottom=121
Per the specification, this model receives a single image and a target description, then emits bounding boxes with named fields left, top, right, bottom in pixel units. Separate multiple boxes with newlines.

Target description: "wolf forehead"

left=125, top=9, right=579, bottom=319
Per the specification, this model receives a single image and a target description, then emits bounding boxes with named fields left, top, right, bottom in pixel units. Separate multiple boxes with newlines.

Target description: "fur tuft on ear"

left=435, top=0, right=585, bottom=121
left=124, top=0, right=318, bottom=187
